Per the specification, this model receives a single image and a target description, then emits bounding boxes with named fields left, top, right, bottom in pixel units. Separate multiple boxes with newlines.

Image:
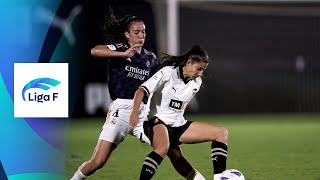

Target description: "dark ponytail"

left=101, top=8, right=144, bottom=44
left=158, top=45, right=209, bottom=70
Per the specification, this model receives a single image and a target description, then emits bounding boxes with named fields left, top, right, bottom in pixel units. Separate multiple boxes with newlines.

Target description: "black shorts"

left=143, top=117, right=193, bottom=148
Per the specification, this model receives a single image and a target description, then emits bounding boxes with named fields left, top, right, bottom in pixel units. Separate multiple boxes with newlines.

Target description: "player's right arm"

left=91, top=44, right=141, bottom=58
left=130, top=87, right=146, bottom=128
left=130, top=67, right=171, bottom=128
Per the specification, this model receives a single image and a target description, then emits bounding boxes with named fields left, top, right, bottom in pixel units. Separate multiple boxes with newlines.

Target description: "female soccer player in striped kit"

left=70, top=10, right=205, bottom=180
left=130, top=45, right=229, bottom=180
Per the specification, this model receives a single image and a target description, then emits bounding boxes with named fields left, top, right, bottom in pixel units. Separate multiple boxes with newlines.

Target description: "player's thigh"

left=99, top=103, right=132, bottom=145
left=179, top=121, right=225, bottom=143
left=152, top=124, right=170, bottom=151
left=99, top=119, right=132, bottom=145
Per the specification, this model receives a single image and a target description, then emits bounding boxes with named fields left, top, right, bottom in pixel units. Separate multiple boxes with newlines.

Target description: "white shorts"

left=99, top=99, right=151, bottom=145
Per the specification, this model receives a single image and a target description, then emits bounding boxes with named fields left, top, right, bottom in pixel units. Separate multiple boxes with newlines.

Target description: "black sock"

left=211, top=141, right=228, bottom=174
left=139, top=151, right=163, bottom=180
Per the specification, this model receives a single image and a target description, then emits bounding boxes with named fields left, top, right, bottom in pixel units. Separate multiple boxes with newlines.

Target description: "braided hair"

left=158, top=45, right=209, bottom=70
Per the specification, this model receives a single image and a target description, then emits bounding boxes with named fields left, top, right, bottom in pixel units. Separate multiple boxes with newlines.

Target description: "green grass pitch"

left=66, top=114, right=320, bottom=180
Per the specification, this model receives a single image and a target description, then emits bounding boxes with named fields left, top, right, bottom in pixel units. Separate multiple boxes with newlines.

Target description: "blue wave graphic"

left=22, top=78, right=61, bottom=101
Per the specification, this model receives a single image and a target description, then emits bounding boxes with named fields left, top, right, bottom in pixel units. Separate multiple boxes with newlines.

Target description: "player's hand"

left=129, top=112, right=139, bottom=128
left=124, top=44, right=142, bottom=58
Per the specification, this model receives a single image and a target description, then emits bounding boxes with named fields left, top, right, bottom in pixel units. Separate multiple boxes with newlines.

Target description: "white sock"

left=70, top=163, right=88, bottom=180
left=186, top=169, right=206, bottom=180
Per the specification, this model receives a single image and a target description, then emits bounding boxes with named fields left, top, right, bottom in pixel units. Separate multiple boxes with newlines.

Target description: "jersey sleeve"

left=140, top=66, right=172, bottom=96
left=106, top=43, right=128, bottom=52
left=106, top=44, right=116, bottom=51
left=105, top=43, right=131, bottom=62
left=150, top=58, right=160, bottom=76
left=144, top=49, right=159, bottom=76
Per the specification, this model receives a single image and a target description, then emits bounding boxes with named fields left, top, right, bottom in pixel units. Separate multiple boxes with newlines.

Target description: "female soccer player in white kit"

left=130, top=45, right=229, bottom=180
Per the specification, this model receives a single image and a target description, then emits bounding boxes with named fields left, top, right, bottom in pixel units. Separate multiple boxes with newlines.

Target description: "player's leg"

left=139, top=119, right=169, bottom=180
left=70, top=140, right=117, bottom=180
left=179, top=121, right=228, bottom=179
left=71, top=102, right=130, bottom=180
left=133, top=124, right=205, bottom=180
left=167, top=146, right=205, bottom=180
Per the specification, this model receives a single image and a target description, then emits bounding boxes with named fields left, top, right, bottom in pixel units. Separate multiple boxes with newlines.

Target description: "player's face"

left=185, top=60, right=208, bottom=80
left=125, top=21, right=146, bottom=47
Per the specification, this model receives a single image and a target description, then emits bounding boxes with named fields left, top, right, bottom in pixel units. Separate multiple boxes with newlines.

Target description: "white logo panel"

left=14, top=63, right=68, bottom=118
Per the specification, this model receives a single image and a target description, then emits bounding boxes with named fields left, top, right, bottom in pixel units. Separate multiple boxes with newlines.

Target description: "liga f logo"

left=22, top=77, right=61, bottom=103
left=14, top=63, right=69, bottom=118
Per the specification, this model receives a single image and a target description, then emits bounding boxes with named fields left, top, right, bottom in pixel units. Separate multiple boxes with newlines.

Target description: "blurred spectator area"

left=151, top=1, right=320, bottom=114
left=74, top=1, right=320, bottom=117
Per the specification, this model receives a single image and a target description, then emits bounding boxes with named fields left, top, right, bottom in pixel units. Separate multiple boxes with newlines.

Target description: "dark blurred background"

left=71, top=0, right=320, bottom=117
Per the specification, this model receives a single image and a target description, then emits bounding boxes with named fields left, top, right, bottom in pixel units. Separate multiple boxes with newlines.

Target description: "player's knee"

left=167, top=149, right=182, bottom=160
left=216, top=127, right=228, bottom=144
left=90, top=158, right=106, bottom=170
left=154, top=144, right=169, bottom=157
left=221, top=127, right=228, bottom=143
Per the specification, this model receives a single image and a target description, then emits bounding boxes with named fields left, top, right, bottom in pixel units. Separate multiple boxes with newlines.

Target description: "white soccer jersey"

left=141, top=66, right=202, bottom=127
